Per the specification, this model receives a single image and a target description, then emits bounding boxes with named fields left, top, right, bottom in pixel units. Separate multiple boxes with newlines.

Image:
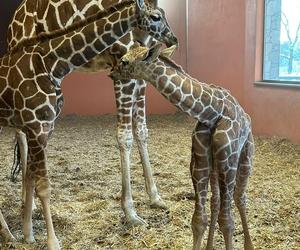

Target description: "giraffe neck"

left=36, top=0, right=124, bottom=33
left=8, top=0, right=155, bottom=50
left=13, top=1, right=137, bottom=85
left=140, top=57, right=225, bottom=127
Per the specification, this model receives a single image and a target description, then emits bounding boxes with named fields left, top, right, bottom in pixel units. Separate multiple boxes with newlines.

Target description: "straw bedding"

left=0, top=114, right=299, bottom=249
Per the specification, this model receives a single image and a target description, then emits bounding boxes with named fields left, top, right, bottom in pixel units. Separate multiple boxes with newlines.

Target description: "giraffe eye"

left=121, top=60, right=129, bottom=66
left=150, top=14, right=161, bottom=22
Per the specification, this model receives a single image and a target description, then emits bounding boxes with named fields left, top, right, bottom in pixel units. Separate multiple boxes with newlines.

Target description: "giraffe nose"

left=166, top=34, right=179, bottom=48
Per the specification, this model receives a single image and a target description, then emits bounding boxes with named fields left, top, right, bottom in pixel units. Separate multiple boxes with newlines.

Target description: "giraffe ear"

left=142, top=43, right=162, bottom=62
left=136, top=0, right=145, bottom=13
left=160, top=45, right=177, bottom=58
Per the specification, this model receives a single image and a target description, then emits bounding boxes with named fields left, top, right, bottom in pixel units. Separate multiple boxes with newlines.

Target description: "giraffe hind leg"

left=25, top=128, right=60, bottom=250
left=233, top=132, right=254, bottom=250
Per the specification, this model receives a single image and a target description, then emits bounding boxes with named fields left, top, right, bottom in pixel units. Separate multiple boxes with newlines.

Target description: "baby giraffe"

left=110, top=44, right=254, bottom=250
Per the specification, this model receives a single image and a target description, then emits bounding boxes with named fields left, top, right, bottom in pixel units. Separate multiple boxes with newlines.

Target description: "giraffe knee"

left=117, top=130, right=133, bottom=151
left=192, top=211, right=208, bottom=235
left=218, top=216, right=235, bottom=235
left=134, top=126, right=148, bottom=142
left=191, top=212, right=208, bottom=250
left=25, top=167, right=35, bottom=185
left=233, top=191, right=247, bottom=208
left=35, top=178, right=51, bottom=199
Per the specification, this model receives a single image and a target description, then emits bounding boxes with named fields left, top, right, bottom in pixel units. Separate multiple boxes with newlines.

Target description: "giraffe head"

left=135, top=0, right=178, bottom=47
left=110, top=43, right=175, bottom=80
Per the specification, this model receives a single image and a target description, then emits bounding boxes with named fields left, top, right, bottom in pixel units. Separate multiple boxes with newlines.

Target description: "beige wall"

left=188, top=0, right=300, bottom=143
left=187, top=0, right=246, bottom=106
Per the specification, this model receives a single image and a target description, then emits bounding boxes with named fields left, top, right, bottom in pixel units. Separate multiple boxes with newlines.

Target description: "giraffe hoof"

left=48, top=236, right=61, bottom=250
left=150, top=198, right=167, bottom=209
left=205, top=244, right=214, bottom=250
left=244, top=242, right=254, bottom=250
left=125, top=215, right=147, bottom=228
left=24, top=234, right=35, bottom=244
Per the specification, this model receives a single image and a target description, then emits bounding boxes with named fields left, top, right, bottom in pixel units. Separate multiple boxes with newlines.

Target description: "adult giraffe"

left=7, top=0, right=178, bottom=226
left=0, top=1, right=177, bottom=248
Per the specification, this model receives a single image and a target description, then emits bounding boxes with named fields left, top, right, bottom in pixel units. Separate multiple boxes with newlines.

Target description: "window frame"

left=256, top=0, right=300, bottom=86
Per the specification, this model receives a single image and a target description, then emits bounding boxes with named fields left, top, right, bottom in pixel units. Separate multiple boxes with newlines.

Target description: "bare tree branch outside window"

left=281, top=12, right=300, bottom=74
left=263, top=0, right=300, bottom=83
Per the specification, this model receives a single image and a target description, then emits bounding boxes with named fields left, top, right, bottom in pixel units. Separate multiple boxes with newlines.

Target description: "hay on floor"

left=0, top=114, right=299, bottom=249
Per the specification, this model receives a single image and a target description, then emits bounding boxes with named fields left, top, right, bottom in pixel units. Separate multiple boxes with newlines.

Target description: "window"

left=263, top=0, right=300, bottom=83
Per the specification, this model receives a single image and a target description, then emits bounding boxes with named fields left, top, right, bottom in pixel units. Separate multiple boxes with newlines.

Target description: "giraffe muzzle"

left=164, top=32, right=179, bottom=48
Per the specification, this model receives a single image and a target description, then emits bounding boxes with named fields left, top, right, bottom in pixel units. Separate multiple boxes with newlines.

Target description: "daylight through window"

left=263, top=0, right=300, bottom=83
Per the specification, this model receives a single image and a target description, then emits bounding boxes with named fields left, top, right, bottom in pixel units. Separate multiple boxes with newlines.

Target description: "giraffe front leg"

left=132, top=80, right=166, bottom=209
left=114, top=79, right=146, bottom=227
left=190, top=155, right=209, bottom=250
left=0, top=210, right=15, bottom=242
left=214, top=150, right=238, bottom=249
left=217, top=172, right=236, bottom=250
left=118, top=127, right=146, bottom=226
left=190, top=125, right=211, bottom=250
left=205, top=169, right=220, bottom=250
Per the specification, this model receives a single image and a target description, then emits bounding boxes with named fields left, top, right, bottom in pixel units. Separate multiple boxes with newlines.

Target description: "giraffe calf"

left=110, top=43, right=255, bottom=250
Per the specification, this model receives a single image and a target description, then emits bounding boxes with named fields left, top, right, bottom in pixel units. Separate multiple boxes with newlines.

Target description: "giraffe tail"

left=10, top=142, right=21, bottom=182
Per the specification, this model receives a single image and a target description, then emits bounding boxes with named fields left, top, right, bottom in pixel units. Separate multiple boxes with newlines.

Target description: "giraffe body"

left=0, top=2, right=177, bottom=249
left=8, top=0, right=175, bottom=224
left=110, top=44, right=255, bottom=250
